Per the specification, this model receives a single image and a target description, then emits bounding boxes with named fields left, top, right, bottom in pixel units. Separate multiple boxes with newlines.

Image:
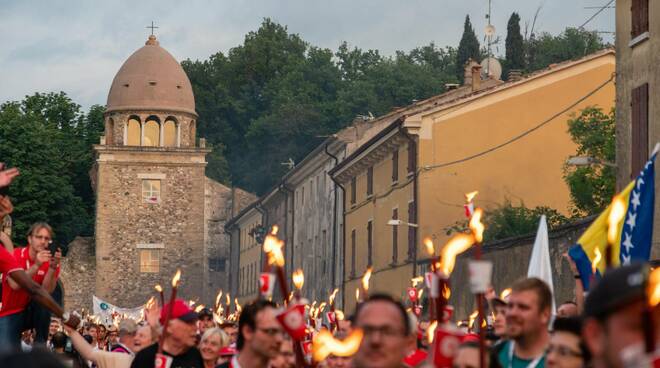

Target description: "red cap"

left=160, top=299, right=198, bottom=325
left=462, top=333, right=480, bottom=343
left=219, top=346, right=237, bottom=357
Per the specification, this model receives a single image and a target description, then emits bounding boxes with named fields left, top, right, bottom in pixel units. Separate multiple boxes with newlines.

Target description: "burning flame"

left=293, top=269, right=305, bottom=290
left=335, top=310, right=345, bottom=320
left=427, top=321, right=438, bottom=345
left=318, top=302, right=327, bottom=314
left=355, top=288, right=360, bottom=302
left=500, top=288, right=512, bottom=300
left=440, top=233, right=476, bottom=275
left=423, top=237, right=435, bottom=256
left=329, top=288, right=339, bottom=305
left=234, top=298, right=242, bottom=313
left=468, top=310, right=479, bottom=329
left=312, top=329, right=364, bottom=362
left=171, top=269, right=182, bottom=287
left=411, top=276, right=424, bottom=288
left=225, top=294, right=231, bottom=306
left=469, top=208, right=485, bottom=243
left=194, top=304, right=205, bottom=313
left=288, top=292, right=295, bottom=302
left=154, top=284, right=163, bottom=293
left=145, top=296, right=156, bottom=310
left=648, top=267, right=660, bottom=307
left=362, top=267, right=373, bottom=292
left=442, top=284, right=451, bottom=299
left=465, top=191, right=479, bottom=203
left=592, top=248, right=602, bottom=274
left=607, top=196, right=626, bottom=245
left=189, top=299, right=196, bottom=307
left=215, top=290, right=223, bottom=308
left=263, top=227, right=285, bottom=267
left=418, top=288, right=425, bottom=300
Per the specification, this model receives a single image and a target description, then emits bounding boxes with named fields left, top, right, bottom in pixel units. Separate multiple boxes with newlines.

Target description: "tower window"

left=143, top=118, right=160, bottom=147
left=142, top=180, right=161, bottom=203
left=163, top=118, right=178, bottom=147
left=126, top=117, right=141, bottom=146
left=139, top=249, right=160, bottom=273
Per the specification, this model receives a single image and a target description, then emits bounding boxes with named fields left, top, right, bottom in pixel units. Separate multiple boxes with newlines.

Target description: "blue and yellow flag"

left=569, top=153, right=656, bottom=290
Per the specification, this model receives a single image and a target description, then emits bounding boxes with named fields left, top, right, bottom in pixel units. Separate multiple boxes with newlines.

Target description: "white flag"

left=527, top=215, right=556, bottom=312
left=92, top=295, right=145, bottom=325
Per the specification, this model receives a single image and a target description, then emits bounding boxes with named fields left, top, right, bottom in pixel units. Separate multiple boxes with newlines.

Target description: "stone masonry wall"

left=60, top=237, right=95, bottom=311
left=95, top=159, right=207, bottom=308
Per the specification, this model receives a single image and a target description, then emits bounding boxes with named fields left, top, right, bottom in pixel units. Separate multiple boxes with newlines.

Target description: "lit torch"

left=215, top=290, right=223, bottom=311
left=606, top=196, right=626, bottom=268
left=427, top=320, right=438, bottom=345
left=263, top=226, right=289, bottom=303
left=292, top=269, right=304, bottom=301
left=643, top=267, right=660, bottom=352
left=329, top=288, right=340, bottom=331
left=154, top=284, right=164, bottom=306
left=312, top=329, right=364, bottom=362
left=469, top=207, right=487, bottom=368
left=157, top=269, right=181, bottom=356
left=361, top=267, right=373, bottom=300
left=464, top=190, right=479, bottom=218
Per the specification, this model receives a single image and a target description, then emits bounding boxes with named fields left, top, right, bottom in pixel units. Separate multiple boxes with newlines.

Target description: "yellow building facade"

left=234, top=207, right=263, bottom=304
left=333, top=50, right=615, bottom=312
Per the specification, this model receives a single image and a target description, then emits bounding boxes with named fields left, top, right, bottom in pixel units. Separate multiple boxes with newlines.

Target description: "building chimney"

left=463, top=58, right=478, bottom=85
left=471, top=65, right=482, bottom=92
left=508, top=69, right=523, bottom=82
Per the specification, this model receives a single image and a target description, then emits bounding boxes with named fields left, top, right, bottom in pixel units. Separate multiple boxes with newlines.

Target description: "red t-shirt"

left=0, top=243, right=21, bottom=275
left=0, top=246, right=60, bottom=317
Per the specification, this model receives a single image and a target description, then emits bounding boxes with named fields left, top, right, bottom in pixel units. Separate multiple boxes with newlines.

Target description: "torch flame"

left=469, top=208, right=485, bottom=243
left=648, top=267, right=660, bottom=307
left=335, top=310, right=345, bottom=320
left=411, top=276, right=424, bottom=288
left=427, top=321, right=438, bottom=345
left=194, top=304, right=205, bottom=313
left=468, top=310, right=479, bottom=329
left=500, top=288, right=512, bottom=300
left=423, top=237, right=435, bottom=256
left=225, top=294, right=231, bottom=306
left=271, top=225, right=279, bottom=235
left=418, top=288, right=425, bottom=300
left=442, top=284, right=451, bottom=299
left=292, top=269, right=305, bottom=290
left=215, top=290, right=223, bottom=308
left=312, top=329, right=364, bottom=362
left=362, top=267, right=373, bottom=292
left=263, top=230, right=285, bottom=267
left=329, top=288, right=339, bottom=305
left=592, top=248, right=602, bottom=274
left=607, top=196, right=626, bottom=245
left=355, top=288, right=360, bottom=302
left=171, top=269, right=182, bottom=287
left=154, top=284, right=163, bottom=293
left=318, top=302, right=327, bottom=313
left=234, top=298, right=242, bottom=313
left=440, top=233, right=476, bottom=275
left=145, top=296, right=156, bottom=310
left=465, top=191, right=479, bottom=203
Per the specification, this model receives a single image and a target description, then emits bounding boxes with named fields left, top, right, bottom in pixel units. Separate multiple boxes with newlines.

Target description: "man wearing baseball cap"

left=131, top=299, right=204, bottom=368
left=582, top=263, right=654, bottom=368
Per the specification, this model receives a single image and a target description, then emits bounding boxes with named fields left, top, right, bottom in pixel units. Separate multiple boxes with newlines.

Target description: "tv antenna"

left=280, top=158, right=295, bottom=169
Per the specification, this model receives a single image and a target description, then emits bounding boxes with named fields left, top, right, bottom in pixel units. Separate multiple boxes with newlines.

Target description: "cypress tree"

left=456, top=15, right=481, bottom=82
left=505, top=12, right=525, bottom=72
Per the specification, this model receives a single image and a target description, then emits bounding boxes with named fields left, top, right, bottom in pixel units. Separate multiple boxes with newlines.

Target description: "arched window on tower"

left=126, top=116, right=141, bottom=146
left=143, top=116, right=160, bottom=147
left=189, top=120, right=196, bottom=147
left=163, top=118, right=178, bottom=147
left=106, top=118, right=115, bottom=145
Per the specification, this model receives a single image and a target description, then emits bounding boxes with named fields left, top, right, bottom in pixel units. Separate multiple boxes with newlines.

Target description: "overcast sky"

left=0, top=0, right=615, bottom=111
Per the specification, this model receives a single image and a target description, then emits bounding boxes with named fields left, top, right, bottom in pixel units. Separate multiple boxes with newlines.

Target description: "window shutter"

left=407, top=142, right=416, bottom=174
left=367, top=167, right=374, bottom=196
left=631, top=0, right=649, bottom=38
left=351, top=229, right=356, bottom=277
left=632, top=83, right=649, bottom=177
left=367, top=221, right=373, bottom=266
left=407, top=201, right=416, bottom=261
left=392, top=150, right=399, bottom=182
left=350, top=177, right=356, bottom=204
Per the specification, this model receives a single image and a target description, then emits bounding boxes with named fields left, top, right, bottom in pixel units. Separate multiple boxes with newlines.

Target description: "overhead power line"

left=420, top=74, right=615, bottom=172
left=579, top=0, right=615, bottom=29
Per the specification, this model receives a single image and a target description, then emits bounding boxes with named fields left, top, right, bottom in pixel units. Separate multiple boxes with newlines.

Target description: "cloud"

left=0, top=0, right=614, bottom=110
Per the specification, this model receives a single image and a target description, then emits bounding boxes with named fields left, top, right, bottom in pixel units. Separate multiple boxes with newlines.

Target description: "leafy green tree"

left=484, top=201, right=569, bottom=242
left=563, top=107, right=616, bottom=217
left=525, top=28, right=606, bottom=73
left=456, top=15, right=481, bottom=82
left=0, top=93, right=103, bottom=247
left=505, top=12, right=525, bottom=74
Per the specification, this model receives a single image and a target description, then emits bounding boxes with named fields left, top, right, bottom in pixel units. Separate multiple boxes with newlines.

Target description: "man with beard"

left=217, top=300, right=283, bottom=368
left=494, top=278, right=552, bottom=368
left=131, top=299, right=203, bottom=368
left=582, top=263, right=656, bottom=368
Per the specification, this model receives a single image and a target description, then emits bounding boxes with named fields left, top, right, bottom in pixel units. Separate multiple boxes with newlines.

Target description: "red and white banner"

left=407, top=287, right=418, bottom=303
left=259, top=273, right=276, bottom=298
left=154, top=353, right=173, bottom=368
left=431, top=328, right=464, bottom=368
left=277, top=304, right=307, bottom=341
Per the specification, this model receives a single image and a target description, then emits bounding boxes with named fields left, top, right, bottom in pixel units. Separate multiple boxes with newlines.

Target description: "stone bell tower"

left=92, top=35, right=210, bottom=306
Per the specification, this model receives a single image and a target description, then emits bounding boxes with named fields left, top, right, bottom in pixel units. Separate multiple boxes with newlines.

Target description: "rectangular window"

left=350, top=177, right=357, bottom=205
left=351, top=229, right=356, bottom=277
left=407, top=142, right=416, bottom=174
left=367, top=220, right=373, bottom=266
left=367, top=167, right=373, bottom=197
left=631, top=0, right=649, bottom=38
left=139, top=249, right=160, bottom=273
left=142, top=179, right=161, bottom=203
left=392, top=150, right=399, bottom=183
left=632, top=83, right=649, bottom=177
left=392, top=208, right=398, bottom=263
left=209, top=257, right=226, bottom=272
left=407, top=201, right=417, bottom=261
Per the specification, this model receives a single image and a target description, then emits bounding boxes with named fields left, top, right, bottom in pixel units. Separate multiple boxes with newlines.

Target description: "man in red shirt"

left=0, top=164, right=79, bottom=351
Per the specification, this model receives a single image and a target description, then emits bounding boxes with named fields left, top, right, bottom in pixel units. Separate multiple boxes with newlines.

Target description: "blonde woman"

left=199, top=327, right=229, bottom=368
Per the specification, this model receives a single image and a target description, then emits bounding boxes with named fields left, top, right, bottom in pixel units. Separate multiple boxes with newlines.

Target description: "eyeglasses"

left=546, top=344, right=583, bottom=358
left=257, top=328, right=284, bottom=337
left=32, top=235, right=52, bottom=243
left=360, top=325, right=405, bottom=339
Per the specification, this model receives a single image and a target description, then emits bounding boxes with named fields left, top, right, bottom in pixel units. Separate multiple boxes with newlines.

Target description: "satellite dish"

left=484, top=24, right=496, bottom=37
left=480, top=57, right=502, bottom=80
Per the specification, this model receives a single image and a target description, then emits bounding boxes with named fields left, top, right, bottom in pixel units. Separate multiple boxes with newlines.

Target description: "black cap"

left=198, top=308, right=213, bottom=318
left=584, top=263, right=647, bottom=319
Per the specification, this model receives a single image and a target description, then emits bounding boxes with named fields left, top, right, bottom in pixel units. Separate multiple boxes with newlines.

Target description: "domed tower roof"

left=106, top=35, right=196, bottom=116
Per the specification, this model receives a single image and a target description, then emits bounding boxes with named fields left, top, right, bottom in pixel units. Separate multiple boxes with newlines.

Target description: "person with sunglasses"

left=546, top=317, right=590, bottom=368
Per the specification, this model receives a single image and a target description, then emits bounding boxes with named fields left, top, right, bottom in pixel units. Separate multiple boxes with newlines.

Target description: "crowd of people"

left=0, top=162, right=658, bottom=368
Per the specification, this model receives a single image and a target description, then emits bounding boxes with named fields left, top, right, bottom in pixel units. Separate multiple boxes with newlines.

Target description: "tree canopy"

left=456, top=15, right=482, bottom=82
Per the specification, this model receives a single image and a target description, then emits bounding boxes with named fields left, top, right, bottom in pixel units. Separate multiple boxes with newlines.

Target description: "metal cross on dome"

left=146, top=21, right=159, bottom=36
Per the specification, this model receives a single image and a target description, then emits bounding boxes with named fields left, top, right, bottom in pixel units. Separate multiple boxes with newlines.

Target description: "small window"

left=142, top=180, right=161, bottom=203
left=392, top=150, right=399, bottom=183
left=631, top=0, right=649, bottom=39
left=351, top=229, right=356, bottom=277
left=209, top=257, right=226, bottom=272
left=163, top=119, right=177, bottom=147
left=367, top=167, right=373, bottom=197
left=407, top=201, right=417, bottom=261
left=139, top=249, right=160, bottom=273
left=143, top=118, right=160, bottom=147
left=631, top=83, right=649, bottom=177
left=407, top=142, right=416, bottom=174
left=367, top=220, right=373, bottom=266
left=127, top=117, right=141, bottom=146
left=350, top=177, right=357, bottom=205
